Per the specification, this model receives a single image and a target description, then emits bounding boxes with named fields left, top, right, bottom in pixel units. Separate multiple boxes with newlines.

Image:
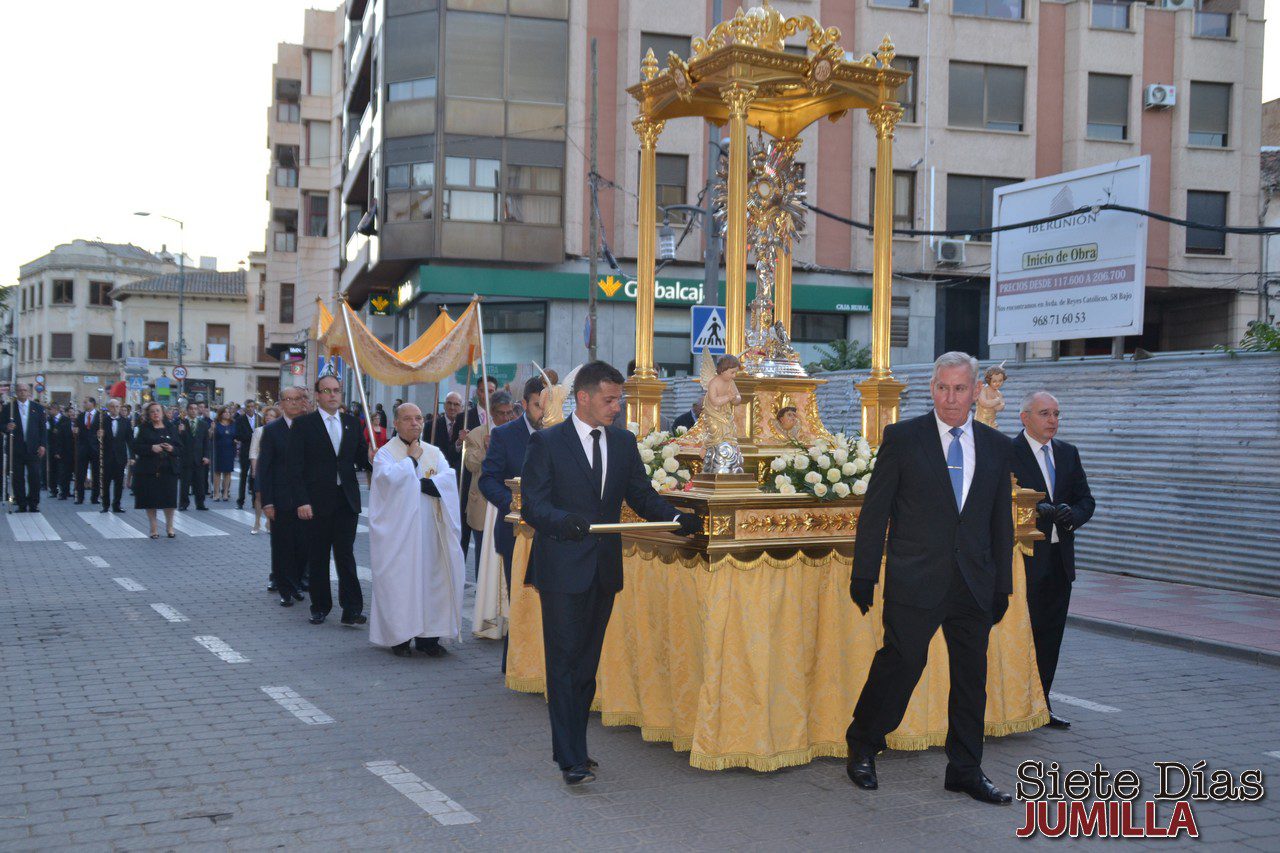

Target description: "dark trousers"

left=539, top=577, right=616, bottom=771
left=11, top=453, right=42, bottom=510
left=1026, top=546, right=1071, bottom=712
left=101, top=464, right=126, bottom=510
left=459, top=472, right=473, bottom=556
left=270, top=511, right=309, bottom=599
left=307, top=503, right=362, bottom=618
left=236, top=452, right=251, bottom=505
left=53, top=455, right=72, bottom=496
left=75, top=450, right=99, bottom=503
left=847, top=570, right=992, bottom=779
left=180, top=463, right=207, bottom=508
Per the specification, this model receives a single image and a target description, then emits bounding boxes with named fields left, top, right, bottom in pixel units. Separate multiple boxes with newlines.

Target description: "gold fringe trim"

left=885, top=711, right=1050, bottom=751
left=504, top=675, right=546, bottom=694
left=689, top=742, right=848, bottom=773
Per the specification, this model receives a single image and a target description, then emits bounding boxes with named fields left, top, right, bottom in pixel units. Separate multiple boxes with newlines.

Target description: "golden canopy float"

left=624, top=0, right=911, bottom=460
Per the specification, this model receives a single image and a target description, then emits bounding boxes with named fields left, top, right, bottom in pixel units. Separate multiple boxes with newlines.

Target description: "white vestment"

left=368, top=438, right=466, bottom=647
left=471, top=502, right=508, bottom=640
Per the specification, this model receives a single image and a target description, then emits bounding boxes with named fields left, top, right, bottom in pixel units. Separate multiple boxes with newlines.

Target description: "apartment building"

left=323, top=0, right=1263, bottom=407
left=260, top=7, right=344, bottom=387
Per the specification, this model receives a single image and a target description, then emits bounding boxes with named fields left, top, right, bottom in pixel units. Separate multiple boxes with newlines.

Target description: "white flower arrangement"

left=762, top=433, right=877, bottom=501
left=636, top=429, right=694, bottom=492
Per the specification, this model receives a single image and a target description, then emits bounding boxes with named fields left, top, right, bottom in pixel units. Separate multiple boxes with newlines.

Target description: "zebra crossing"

left=3, top=505, right=370, bottom=541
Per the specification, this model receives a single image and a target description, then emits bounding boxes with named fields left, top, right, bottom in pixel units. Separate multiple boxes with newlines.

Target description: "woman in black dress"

left=133, top=401, right=180, bottom=539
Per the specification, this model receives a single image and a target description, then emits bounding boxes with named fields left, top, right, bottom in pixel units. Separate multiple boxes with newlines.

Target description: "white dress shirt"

left=570, top=412, right=607, bottom=496
left=322, top=411, right=342, bottom=483
left=18, top=401, right=29, bottom=439
left=935, top=411, right=976, bottom=509
left=1023, top=432, right=1060, bottom=543
left=523, top=414, right=537, bottom=435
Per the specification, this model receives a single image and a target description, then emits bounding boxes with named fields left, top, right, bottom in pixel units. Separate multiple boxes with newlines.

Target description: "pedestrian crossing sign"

left=690, top=305, right=727, bottom=355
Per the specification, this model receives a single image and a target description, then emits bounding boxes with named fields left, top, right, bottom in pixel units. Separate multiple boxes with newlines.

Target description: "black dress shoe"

left=293, top=591, right=305, bottom=602
left=74, top=499, right=84, bottom=505
left=267, top=581, right=278, bottom=592
left=279, top=595, right=294, bottom=607
left=1047, top=713, right=1071, bottom=729
left=562, top=765, right=596, bottom=786
left=392, top=642, right=412, bottom=657
left=944, top=773, right=1013, bottom=805
left=846, top=752, right=878, bottom=790
left=179, top=504, right=189, bottom=511
left=340, top=613, right=368, bottom=627
left=309, top=612, right=326, bottom=625
left=112, top=507, right=125, bottom=513
left=196, top=505, right=209, bottom=511
left=100, top=507, right=109, bottom=513
left=587, top=757, right=599, bottom=770
left=237, top=501, right=244, bottom=509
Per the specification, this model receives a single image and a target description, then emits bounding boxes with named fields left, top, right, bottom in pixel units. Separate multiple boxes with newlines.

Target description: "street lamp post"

left=134, top=212, right=185, bottom=399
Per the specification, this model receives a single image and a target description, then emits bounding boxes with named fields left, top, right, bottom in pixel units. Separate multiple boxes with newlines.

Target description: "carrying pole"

left=338, top=300, right=379, bottom=452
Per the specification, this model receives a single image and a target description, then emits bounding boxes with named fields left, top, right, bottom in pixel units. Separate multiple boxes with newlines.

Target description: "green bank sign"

left=402, top=265, right=871, bottom=314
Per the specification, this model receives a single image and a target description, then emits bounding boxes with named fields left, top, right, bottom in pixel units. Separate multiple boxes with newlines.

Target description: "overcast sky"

left=1, top=0, right=1277, bottom=286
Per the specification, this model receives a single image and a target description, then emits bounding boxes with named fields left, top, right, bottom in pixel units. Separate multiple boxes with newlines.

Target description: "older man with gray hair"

left=1009, top=390, right=1095, bottom=731
left=845, top=351, right=1016, bottom=805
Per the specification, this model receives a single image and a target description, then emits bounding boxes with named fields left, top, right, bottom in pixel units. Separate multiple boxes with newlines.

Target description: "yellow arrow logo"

left=370, top=296, right=390, bottom=312
left=598, top=276, right=623, bottom=298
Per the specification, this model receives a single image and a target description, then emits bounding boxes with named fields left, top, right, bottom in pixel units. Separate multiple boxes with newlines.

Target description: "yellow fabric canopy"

left=315, top=298, right=482, bottom=386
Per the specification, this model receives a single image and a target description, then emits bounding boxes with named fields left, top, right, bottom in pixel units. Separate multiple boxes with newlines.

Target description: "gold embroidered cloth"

left=505, top=529, right=1048, bottom=771
left=314, top=299, right=481, bottom=385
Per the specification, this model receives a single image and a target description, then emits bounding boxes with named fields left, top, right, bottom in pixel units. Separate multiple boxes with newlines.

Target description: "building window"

left=206, top=323, right=230, bottom=363
left=891, top=296, right=911, bottom=348
left=256, top=288, right=266, bottom=312
left=50, top=333, right=73, bottom=361
left=88, top=334, right=113, bottom=361
left=275, top=166, right=298, bottom=187
left=279, top=283, right=295, bottom=324
left=1186, top=191, right=1227, bottom=255
left=305, top=193, right=329, bottom=238
left=1091, top=0, right=1131, bottom=30
left=257, top=324, right=269, bottom=362
left=791, top=312, right=848, bottom=367
left=274, top=230, right=297, bottom=252
left=387, top=162, right=435, bottom=222
left=1087, top=73, right=1130, bottom=140
left=306, top=49, right=332, bottom=96
left=1189, top=81, right=1230, bottom=147
left=504, top=165, right=562, bottom=226
left=276, top=101, right=300, bottom=122
left=1194, top=9, right=1232, bottom=38
left=656, top=154, right=688, bottom=221
left=892, top=56, right=919, bottom=123
left=508, top=17, right=569, bottom=104
left=89, top=280, right=113, bottom=306
left=654, top=307, right=693, bottom=377
left=466, top=301, right=546, bottom=367
left=953, top=0, right=1024, bottom=20
left=144, top=321, right=169, bottom=359
left=443, top=156, right=501, bottom=222
left=947, top=174, right=1020, bottom=238
left=52, top=279, right=74, bottom=305
left=869, top=169, right=917, bottom=231
left=873, top=0, right=921, bottom=7
left=640, top=32, right=691, bottom=64
left=305, top=120, right=330, bottom=166
left=949, top=62, right=1026, bottom=132
left=37, top=336, right=43, bottom=361
left=445, top=12, right=505, bottom=99
left=388, top=77, right=437, bottom=101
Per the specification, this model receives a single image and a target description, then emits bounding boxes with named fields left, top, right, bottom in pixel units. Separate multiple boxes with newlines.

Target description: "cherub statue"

left=975, top=363, right=1007, bottom=429
left=534, top=363, right=579, bottom=427
left=698, top=350, right=744, bottom=473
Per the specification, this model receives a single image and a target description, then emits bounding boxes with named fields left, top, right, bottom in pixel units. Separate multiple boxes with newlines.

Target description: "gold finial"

left=641, top=48, right=659, bottom=81
left=693, top=2, right=842, bottom=58
left=877, top=35, right=896, bottom=67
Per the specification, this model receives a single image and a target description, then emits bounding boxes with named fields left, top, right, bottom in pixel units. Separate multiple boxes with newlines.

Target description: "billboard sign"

left=989, top=156, right=1150, bottom=345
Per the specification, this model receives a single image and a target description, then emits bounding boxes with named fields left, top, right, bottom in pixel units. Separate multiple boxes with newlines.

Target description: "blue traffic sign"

left=690, top=305, right=727, bottom=355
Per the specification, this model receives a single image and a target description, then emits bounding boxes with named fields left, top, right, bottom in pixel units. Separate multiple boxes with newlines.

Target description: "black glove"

left=1053, top=503, right=1075, bottom=531
left=850, top=578, right=876, bottom=615
left=1036, top=501, right=1056, bottom=521
left=420, top=477, right=440, bottom=498
left=558, top=514, right=589, bottom=542
left=675, top=513, right=703, bottom=536
left=992, top=593, right=1009, bottom=625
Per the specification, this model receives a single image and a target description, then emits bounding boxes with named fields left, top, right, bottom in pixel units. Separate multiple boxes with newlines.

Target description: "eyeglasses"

left=317, top=387, right=342, bottom=394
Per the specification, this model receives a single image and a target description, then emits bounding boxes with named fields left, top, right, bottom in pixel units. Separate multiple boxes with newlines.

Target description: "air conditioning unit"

left=1144, top=84, right=1177, bottom=110
left=935, top=238, right=966, bottom=267
left=1162, top=0, right=1195, bottom=10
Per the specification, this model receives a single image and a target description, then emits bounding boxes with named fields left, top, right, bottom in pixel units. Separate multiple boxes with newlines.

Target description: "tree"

left=1238, top=320, right=1280, bottom=352
left=806, top=339, right=872, bottom=373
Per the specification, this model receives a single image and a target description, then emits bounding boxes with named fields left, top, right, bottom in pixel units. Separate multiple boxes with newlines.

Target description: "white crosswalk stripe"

left=6, top=513, right=62, bottom=541
left=212, top=508, right=258, bottom=526
left=113, top=577, right=146, bottom=591
left=85, top=556, right=110, bottom=568
left=364, top=761, right=478, bottom=825
left=260, top=686, right=334, bottom=725
left=193, top=635, right=250, bottom=663
left=170, top=513, right=229, bottom=537
left=1049, top=692, right=1122, bottom=714
left=64, top=541, right=86, bottom=551
left=150, top=603, right=189, bottom=622
left=78, top=511, right=146, bottom=539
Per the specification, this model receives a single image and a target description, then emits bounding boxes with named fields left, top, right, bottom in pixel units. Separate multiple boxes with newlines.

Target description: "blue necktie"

left=947, top=426, right=964, bottom=511
left=1041, top=444, right=1056, bottom=500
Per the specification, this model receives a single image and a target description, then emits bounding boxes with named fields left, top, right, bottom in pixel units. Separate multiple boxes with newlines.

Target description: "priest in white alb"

left=368, top=403, right=466, bottom=658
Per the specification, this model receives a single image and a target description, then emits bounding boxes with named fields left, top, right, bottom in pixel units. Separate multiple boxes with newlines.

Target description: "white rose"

left=853, top=457, right=867, bottom=474
left=813, top=483, right=828, bottom=497
left=770, top=457, right=786, bottom=472
left=664, top=477, right=678, bottom=490
left=662, top=444, right=677, bottom=459
left=841, top=462, right=857, bottom=477
left=868, top=457, right=876, bottom=470
left=808, top=446, right=822, bottom=460
left=675, top=425, right=688, bottom=436
left=856, top=439, right=871, bottom=457
left=676, top=469, right=690, bottom=480
left=826, top=467, right=841, bottom=483
left=804, top=471, right=821, bottom=484
left=817, top=455, right=831, bottom=470
left=651, top=478, right=665, bottom=492
left=639, top=447, right=655, bottom=463
left=780, top=483, right=797, bottom=495
left=793, top=455, right=809, bottom=470
left=663, top=457, right=679, bottom=473
left=832, top=448, right=849, bottom=464
left=852, top=478, right=868, bottom=496
left=774, top=474, right=789, bottom=489
left=815, top=442, right=829, bottom=455
left=833, top=482, right=851, bottom=498
left=628, top=422, right=641, bottom=435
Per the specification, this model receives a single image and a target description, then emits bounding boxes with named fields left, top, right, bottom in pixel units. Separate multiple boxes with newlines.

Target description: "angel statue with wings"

left=698, top=350, right=744, bottom=474
left=533, top=363, right=581, bottom=428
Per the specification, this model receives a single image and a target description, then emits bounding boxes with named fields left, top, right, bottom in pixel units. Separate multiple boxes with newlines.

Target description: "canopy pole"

left=339, top=300, right=379, bottom=452
left=476, top=297, right=491, bottom=425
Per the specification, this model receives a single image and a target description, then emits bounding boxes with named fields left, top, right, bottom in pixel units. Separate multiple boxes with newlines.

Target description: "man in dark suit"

left=1, top=384, right=47, bottom=512
left=49, top=405, right=75, bottom=499
left=1010, top=391, right=1095, bottom=730
left=453, top=375, right=498, bottom=558
left=74, top=397, right=101, bottom=505
left=234, top=399, right=261, bottom=508
left=428, top=392, right=464, bottom=471
left=671, top=400, right=701, bottom=433
left=98, top=399, right=132, bottom=513
left=258, top=386, right=311, bottom=606
left=480, top=376, right=545, bottom=586
left=845, top=351, right=1015, bottom=805
left=289, top=374, right=369, bottom=626
left=521, top=361, right=701, bottom=786
left=176, top=402, right=210, bottom=511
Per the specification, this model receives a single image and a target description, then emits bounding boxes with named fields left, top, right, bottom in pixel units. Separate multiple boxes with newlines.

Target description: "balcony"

left=347, top=1, right=374, bottom=78
left=1090, top=0, right=1130, bottom=30
left=203, top=343, right=234, bottom=364
left=346, top=104, right=373, bottom=173
left=1193, top=10, right=1231, bottom=37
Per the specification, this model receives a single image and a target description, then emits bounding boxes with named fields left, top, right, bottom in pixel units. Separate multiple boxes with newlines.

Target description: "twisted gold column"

left=772, top=137, right=802, bottom=333
left=633, top=116, right=665, bottom=380
left=721, top=83, right=756, bottom=356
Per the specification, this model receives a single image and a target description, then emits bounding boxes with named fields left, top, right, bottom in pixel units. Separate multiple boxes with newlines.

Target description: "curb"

left=1067, top=614, right=1280, bottom=669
